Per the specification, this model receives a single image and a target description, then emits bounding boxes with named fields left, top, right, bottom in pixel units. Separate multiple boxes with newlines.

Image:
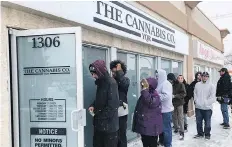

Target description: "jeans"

left=141, top=135, right=158, bottom=147
left=195, top=108, right=212, bottom=137
left=221, top=103, right=229, bottom=125
left=159, top=112, right=172, bottom=147
left=184, top=114, right=187, bottom=126
left=173, top=106, right=184, bottom=133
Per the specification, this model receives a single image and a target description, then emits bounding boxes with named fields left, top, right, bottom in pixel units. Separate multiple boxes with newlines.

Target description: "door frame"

left=9, top=27, right=84, bottom=147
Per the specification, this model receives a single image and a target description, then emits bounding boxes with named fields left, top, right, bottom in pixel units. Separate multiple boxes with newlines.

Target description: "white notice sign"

left=30, top=98, right=66, bottom=122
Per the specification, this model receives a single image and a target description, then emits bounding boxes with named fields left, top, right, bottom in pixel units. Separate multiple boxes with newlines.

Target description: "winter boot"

left=223, top=124, right=230, bottom=129
left=179, top=132, right=184, bottom=140
left=184, top=124, right=188, bottom=132
left=220, top=123, right=225, bottom=126
left=193, top=134, right=204, bottom=139
left=174, top=129, right=178, bottom=134
left=205, top=136, right=210, bottom=140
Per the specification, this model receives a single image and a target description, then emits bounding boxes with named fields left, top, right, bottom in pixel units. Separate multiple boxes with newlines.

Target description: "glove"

left=141, top=79, right=149, bottom=90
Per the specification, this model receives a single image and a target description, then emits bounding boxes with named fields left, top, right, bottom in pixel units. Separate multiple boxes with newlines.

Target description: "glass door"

left=10, top=27, right=85, bottom=147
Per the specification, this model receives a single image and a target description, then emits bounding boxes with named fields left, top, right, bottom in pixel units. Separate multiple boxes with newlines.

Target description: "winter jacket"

left=194, top=80, right=216, bottom=110
left=216, top=73, right=232, bottom=104
left=114, top=70, right=130, bottom=109
left=172, top=81, right=186, bottom=108
left=188, top=72, right=202, bottom=100
left=132, top=78, right=163, bottom=136
left=183, top=82, right=190, bottom=114
left=90, top=60, right=119, bottom=133
left=156, top=69, right=174, bottom=113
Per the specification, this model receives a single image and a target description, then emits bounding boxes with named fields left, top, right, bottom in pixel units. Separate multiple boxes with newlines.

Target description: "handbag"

left=118, top=102, right=129, bottom=117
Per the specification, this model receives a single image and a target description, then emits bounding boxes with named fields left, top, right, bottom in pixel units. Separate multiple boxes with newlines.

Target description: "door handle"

left=71, top=109, right=86, bottom=132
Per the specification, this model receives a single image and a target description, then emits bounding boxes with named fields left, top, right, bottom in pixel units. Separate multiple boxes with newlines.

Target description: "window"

left=117, top=52, right=138, bottom=141
left=161, top=59, right=171, bottom=74
left=82, top=45, right=108, bottom=147
left=140, top=56, right=155, bottom=80
left=172, top=61, right=182, bottom=77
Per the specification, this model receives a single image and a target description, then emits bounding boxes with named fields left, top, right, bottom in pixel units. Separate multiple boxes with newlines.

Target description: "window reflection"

left=117, top=52, right=138, bottom=141
left=140, top=56, right=154, bottom=80
left=161, top=59, right=171, bottom=74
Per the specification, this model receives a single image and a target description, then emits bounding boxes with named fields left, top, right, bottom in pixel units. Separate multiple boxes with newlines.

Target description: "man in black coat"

left=89, top=60, right=120, bottom=147
left=110, top=60, right=130, bottom=147
left=188, top=72, right=202, bottom=100
left=216, top=68, right=232, bottom=129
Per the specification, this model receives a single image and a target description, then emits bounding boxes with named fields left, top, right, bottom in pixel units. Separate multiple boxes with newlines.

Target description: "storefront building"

left=0, top=1, right=228, bottom=147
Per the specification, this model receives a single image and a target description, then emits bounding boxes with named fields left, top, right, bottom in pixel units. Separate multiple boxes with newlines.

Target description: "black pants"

left=141, top=135, right=158, bottom=147
left=93, top=130, right=118, bottom=147
left=118, top=115, right=128, bottom=147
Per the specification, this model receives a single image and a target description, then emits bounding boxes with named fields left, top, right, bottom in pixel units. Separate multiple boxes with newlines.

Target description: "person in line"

left=167, top=73, right=186, bottom=140
left=156, top=69, right=174, bottom=147
left=188, top=72, right=202, bottom=101
left=177, top=75, right=190, bottom=132
left=88, top=60, right=120, bottom=147
left=110, top=60, right=130, bottom=147
left=132, top=78, right=163, bottom=147
left=194, top=72, right=216, bottom=140
left=216, top=68, right=232, bottom=129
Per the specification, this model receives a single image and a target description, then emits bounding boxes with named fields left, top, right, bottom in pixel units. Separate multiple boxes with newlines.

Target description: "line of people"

left=87, top=59, right=232, bottom=147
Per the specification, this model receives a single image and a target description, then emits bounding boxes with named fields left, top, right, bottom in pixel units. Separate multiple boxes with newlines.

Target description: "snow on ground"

left=128, top=103, right=232, bottom=147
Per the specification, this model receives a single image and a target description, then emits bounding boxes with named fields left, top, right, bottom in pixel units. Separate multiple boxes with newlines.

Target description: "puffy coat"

left=132, top=78, right=163, bottom=136
left=216, top=73, right=232, bottom=104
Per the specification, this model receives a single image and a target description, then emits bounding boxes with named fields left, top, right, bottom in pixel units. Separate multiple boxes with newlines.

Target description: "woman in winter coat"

left=132, top=78, right=162, bottom=147
left=177, top=75, right=190, bottom=132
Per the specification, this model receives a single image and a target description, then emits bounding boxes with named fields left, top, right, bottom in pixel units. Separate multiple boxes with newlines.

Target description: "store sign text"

left=95, top=1, right=176, bottom=48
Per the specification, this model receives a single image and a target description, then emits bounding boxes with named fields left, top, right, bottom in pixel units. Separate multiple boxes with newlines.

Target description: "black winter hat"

left=167, top=73, right=176, bottom=81
left=202, top=72, right=209, bottom=77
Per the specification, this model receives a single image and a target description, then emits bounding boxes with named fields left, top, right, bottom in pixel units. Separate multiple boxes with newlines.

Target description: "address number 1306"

left=32, top=36, right=60, bottom=48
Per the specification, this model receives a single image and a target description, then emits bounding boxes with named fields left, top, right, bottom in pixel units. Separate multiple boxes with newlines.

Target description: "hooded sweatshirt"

left=194, top=79, right=216, bottom=110
left=156, top=69, right=174, bottom=113
left=89, top=60, right=120, bottom=133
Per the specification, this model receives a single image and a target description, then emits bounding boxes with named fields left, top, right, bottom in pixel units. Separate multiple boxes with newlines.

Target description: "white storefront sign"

left=194, top=40, right=224, bottom=65
left=9, top=1, right=189, bottom=55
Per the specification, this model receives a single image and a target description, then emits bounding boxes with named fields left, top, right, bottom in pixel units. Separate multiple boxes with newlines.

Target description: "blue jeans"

left=221, top=103, right=229, bottom=125
left=195, top=108, right=212, bottom=137
left=160, top=112, right=172, bottom=147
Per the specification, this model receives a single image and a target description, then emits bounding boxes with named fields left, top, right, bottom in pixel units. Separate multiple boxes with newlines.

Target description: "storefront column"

left=187, top=34, right=195, bottom=117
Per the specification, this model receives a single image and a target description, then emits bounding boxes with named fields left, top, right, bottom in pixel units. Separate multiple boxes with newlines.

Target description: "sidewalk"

left=128, top=103, right=232, bottom=147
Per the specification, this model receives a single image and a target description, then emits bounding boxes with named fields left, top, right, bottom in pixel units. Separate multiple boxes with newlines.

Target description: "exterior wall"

left=169, top=1, right=187, bottom=14
left=136, top=1, right=224, bottom=52
left=1, top=5, right=185, bottom=147
left=191, top=8, right=221, bottom=42
left=1, top=6, right=73, bottom=147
